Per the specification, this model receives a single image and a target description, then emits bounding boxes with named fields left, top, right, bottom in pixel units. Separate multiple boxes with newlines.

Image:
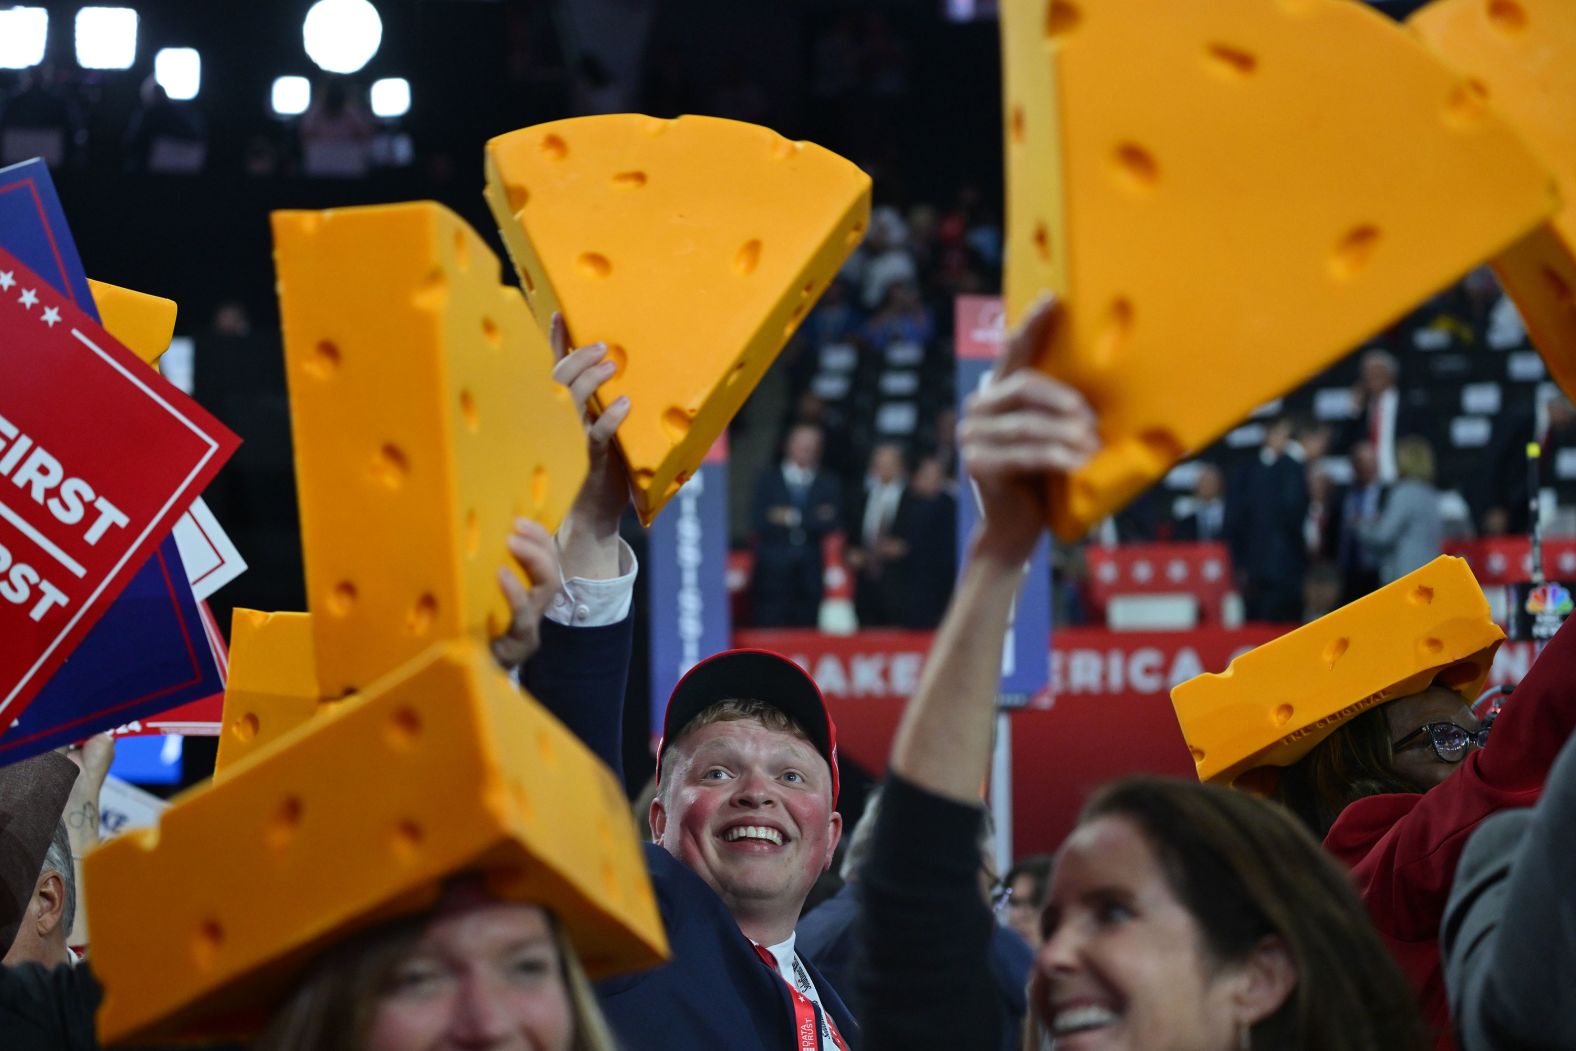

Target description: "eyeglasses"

left=1391, top=716, right=1494, bottom=764
left=989, top=880, right=1013, bottom=915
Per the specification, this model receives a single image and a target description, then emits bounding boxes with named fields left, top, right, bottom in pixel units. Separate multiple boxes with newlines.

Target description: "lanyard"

left=752, top=943, right=850, bottom=1051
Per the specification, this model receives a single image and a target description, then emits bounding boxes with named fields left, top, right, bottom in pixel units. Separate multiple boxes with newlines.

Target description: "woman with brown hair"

left=855, top=296, right=1426, bottom=1051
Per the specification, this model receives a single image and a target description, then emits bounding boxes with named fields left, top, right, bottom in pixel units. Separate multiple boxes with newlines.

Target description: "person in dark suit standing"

left=752, top=423, right=843, bottom=627
left=891, top=455, right=957, bottom=629
left=1345, top=349, right=1427, bottom=485
left=1337, top=441, right=1386, bottom=604
left=1227, top=418, right=1309, bottom=624
left=521, top=324, right=860, bottom=1050
left=1172, top=463, right=1227, bottom=543
left=845, top=443, right=910, bottom=627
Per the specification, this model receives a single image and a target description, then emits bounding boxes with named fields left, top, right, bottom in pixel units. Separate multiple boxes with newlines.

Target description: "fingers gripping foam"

left=272, top=202, right=589, bottom=697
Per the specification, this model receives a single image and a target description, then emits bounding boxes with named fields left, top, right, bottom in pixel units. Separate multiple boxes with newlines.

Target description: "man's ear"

left=1231, top=935, right=1298, bottom=1027
left=649, top=794, right=667, bottom=844
left=822, top=811, right=844, bottom=871
left=33, top=870, right=65, bottom=937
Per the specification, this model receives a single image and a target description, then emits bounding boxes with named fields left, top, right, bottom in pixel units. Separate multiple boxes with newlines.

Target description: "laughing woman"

left=855, top=296, right=1426, bottom=1051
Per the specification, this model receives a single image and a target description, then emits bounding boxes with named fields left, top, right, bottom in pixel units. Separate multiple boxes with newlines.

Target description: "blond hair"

left=1394, top=436, right=1435, bottom=484
left=659, top=699, right=815, bottom=804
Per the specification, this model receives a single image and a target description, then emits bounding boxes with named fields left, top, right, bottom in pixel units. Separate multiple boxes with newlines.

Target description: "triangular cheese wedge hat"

left=1410, top=0, right=1576, bottom=400
left=484, top=114, right=871, bottom=524
left=1171, top=556, right=1503, bottom=787
left=85, top=640, right=668, bottom=1045
left=999, top=0, right=1558, bottom=540
left=88, top=279, right=177, bottom=366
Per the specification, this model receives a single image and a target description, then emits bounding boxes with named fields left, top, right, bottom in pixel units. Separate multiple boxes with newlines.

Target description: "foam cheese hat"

left=85, top=639, right=668, bottom=1046
left=1171, top=556, right=1503, bottom=787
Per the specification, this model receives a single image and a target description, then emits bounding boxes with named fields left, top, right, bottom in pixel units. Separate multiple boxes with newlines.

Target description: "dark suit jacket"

left=523, top=618, right=861, bottom=1050
left=800, top=882, right=1031, bottom=1051
left=753, top=467, right=843, bottom=551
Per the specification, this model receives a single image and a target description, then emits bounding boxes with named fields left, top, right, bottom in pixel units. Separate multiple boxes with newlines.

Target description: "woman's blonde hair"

left=254, top=901, right=618, bottom=1051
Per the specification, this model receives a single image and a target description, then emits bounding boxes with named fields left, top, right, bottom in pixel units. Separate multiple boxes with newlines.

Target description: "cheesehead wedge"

left=272, top=202, right=587, bottom=697
left=86, top=639, right=667, bottom=1045
left=213, top=609, right=325, bottom=779
left=1170, top=556, right=1503, bottom=786
left=88, top=279, right=177, bottom=366
left=1001, top=0, right=1558, bottom=540
left=1410, top=0, right=1576, bottom=398
left=485, top=114, right=871, bottom=524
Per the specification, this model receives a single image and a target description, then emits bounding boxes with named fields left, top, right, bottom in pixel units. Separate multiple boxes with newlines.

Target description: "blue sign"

left=954, top=295, right=1051, bottom=708
left=647, top=456, right=731, bottom=739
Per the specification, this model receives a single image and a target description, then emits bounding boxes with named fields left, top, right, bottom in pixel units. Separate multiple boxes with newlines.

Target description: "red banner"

left=0, top=246, right=238, bottom=724
left=736, top=625, right=1283, bottom=855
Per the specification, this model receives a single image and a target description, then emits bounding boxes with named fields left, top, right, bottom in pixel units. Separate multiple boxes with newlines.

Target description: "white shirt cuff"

left=545, top=537, right=638, bottom=627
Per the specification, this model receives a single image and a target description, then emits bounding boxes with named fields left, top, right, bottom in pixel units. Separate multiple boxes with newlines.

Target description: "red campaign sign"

left=1446, top=537, right=1576, bottom=586
left=0, top=246, right=239, bottom=725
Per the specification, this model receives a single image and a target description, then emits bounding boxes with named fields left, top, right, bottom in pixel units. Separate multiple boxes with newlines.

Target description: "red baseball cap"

left=655, top=649, right=840, bottom=806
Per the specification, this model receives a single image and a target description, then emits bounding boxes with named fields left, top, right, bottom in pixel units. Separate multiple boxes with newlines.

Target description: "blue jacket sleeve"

left=520, top=613, right=635, bottom=786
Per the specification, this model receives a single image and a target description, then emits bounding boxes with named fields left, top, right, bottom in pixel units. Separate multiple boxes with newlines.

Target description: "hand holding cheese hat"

left=1170, top=555, right=1503, bottom=789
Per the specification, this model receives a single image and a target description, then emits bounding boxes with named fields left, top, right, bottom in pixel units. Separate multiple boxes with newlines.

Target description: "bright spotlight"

left=0, top=8, right=48, bottom=70
left=302, top=0, right=382, bottom=75
left=75, top=6, right=138, bottom=70
left=154, top=48, right=201, bottom=101
left=271, top=75, right=311, bottom=117
left=369, top=77, right=409, bottom=118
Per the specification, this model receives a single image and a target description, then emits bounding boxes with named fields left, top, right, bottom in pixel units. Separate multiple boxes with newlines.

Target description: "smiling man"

left=517, top=319, right=857, bottom=1050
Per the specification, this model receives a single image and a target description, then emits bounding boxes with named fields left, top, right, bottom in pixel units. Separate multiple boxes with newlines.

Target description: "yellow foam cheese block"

left=485, top=114, right=871, bottom=524
left=213, top=609, right=326, bottom=778
left=88, top=279, right=177, bottom=366
left=273, top=202, right=588, bottom=696
left=1410, top=0, right=1576, bottom=398
left=1000, top=0, right=1558, bottom=540
left=86, top=639, right=668, bottom=1045
left=1170, top=556, right=1504, bottom=786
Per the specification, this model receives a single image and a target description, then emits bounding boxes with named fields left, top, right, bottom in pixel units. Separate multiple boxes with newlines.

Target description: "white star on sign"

left=18, top=288, right=38, bottom=309
left=0, top=271, right=13, bottom=291
left=40, top=306, right=60, bottom=328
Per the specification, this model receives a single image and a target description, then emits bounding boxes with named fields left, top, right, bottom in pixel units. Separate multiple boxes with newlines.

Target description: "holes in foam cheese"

left=1112, top=142, right=1160, bottom=194
left=1204, top=42, right=1257, bottom=80
left=735, top=239, right=763, bottom=276
left=505, top=181, right=529, bottom=214
left=1045, top=0, right=1080, bottom=36
left=267, top=796, right=303, bottom=850
left=392, top=819, right=424, bottom=863
left=1330, top=224, right=1382, bottom=281
left=1093, top=296, right=1134, bottom=369
left=370, top=443, right=410, bottom=489
left=1444, top=79, right=1490, bottom=130
left=531, top=464, right=549, bottom=513
left=452, top=228, right=470, bottom=272
left=1487, top=0, right=1528, bottom=32
left=305, top=339, right=340, bottom=379
left=481, top=316, right=501, bottom=347
left=387, top=706, right=422, bottom=750
left=192, top=919, right=224, bottom=971
left=232, top=712, right=259, bottom=744
left=407, top=593, right=437, bottom=636
left=541, top=133, right=568, bottom=160
left=464, top=509, right=480, bottom=557
left=1011, top=105, right=1026, bottom=144
left=1420, top=636, right=1445, bottom=657
left=460, top=390, right=480, bottom=432
left=1323, top=636, right=1349, bottom=668
left=612, top=170, right=648, bottom=188
left=329, top=581, right=358, bottom=616
left=1272, top=704, right=1295, bottom=727
left=577, top=252, right=612, bottom=278
left=1409, top=585, right=1435, bottom=606
left=1033, top=222, right=1052, bottom=263
left=662, top=406, right=694, bottom=443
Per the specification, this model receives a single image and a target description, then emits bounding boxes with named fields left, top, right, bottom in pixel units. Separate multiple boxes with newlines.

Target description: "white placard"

left=173, top=497, right=247, bottom=600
